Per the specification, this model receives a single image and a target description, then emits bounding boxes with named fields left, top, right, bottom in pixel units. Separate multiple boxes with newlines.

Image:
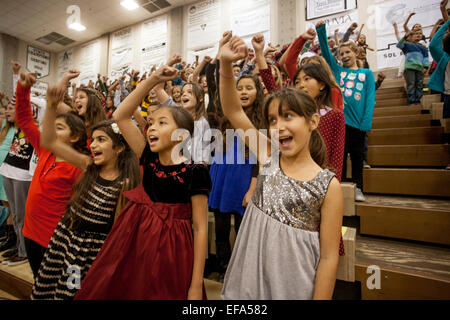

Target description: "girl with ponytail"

left=218, top=34, right=343, bottom=300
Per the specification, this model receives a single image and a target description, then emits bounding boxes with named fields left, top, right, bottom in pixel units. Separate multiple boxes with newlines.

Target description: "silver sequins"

left=252, top=153, right=335, bottom=231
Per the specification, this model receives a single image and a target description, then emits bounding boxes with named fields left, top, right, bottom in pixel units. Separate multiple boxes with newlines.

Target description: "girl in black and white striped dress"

left=31, top=85, right=140, bottom=300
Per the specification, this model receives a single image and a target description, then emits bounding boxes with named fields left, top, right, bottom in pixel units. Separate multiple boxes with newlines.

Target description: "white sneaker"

left=363, top=161, right=371, bottom=169
left=355, top=188, right=366, bottom=202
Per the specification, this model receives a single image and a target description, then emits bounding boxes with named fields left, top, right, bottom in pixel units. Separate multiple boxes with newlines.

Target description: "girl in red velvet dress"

left=75, top=66, right=211, bottom=300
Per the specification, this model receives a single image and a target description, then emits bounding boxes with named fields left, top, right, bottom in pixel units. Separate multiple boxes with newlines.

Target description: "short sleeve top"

left=140, top=143, right=212, bottom=204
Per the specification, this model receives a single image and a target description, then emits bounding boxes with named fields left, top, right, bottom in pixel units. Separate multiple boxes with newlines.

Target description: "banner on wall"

left=187, top=45, right=218, bottom=65
left=57, top=49, right=74, bottom=80
left=112, top=27, right=133, bottom=50
left=375, top=0, right=440, bottom=69
left=306, top=0, right=357, bottom=20
left=26, top=45, right=50, bottom=79
left=31, top=81, right=48, bottom=98
left=187, top=0, right=221, bottom=50
left=110, top=46, right=133, bottom=79
left=306, top=9, right=359, bottom=40
left=78, top=40, right=101, bottom=85
left=231, top=0, right=270, bottom=40
left=141, top=15, right=167, bottom=73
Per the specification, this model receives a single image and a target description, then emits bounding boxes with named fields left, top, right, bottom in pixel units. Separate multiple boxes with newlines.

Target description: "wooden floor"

left=362, top=194, right=450, bottom=211
left=356, top=235, right=450, bottom=280
left=0, top=248, right=224, bottom=300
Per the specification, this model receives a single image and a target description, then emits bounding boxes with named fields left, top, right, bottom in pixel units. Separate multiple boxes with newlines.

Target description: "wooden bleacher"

left=354, top=77, right=450, bottom=300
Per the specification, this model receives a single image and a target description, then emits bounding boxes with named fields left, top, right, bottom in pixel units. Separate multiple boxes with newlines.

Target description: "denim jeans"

left=404, top=69, right=424, bottom=105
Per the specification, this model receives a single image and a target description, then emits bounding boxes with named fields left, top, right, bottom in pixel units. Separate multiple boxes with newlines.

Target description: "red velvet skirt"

left=74, top=185, right=204, bottom=300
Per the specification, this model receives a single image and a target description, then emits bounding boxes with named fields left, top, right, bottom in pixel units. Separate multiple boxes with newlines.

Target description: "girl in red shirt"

left=15, top=72, right=87, bottom=278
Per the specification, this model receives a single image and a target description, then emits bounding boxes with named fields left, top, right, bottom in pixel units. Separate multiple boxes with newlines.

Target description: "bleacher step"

left=355, top=235, right=450, bottom=300
left=368, top=127, right=443, bottom=145
left=375, top=98, right=409, bottom=108
left=373, top=105, right=423, bottom=117
left=356, top=195, right=450, bottom=245
left=363, top=168, right=450, bottom=197
left=367, top=144, right=449, bottom=167
left=372, top=114, right=432, bottom=129
left=375, top=92, right=407, bottom=101
left=375, top=87, right=406, bottom=95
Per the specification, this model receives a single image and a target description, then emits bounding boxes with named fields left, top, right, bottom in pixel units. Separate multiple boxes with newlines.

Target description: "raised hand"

left=19, top=72, right=37, bottom=88
left=11, top=61, right=21, bottom=75
left=63, top=69, right=80, bottom=81
left=377, top=72, right=386, bottom=82
left=46, top=85, right=66, bottom=106
left=349, top=22, right=358, bottom=30
left=203, top=56, right=212, bottom=63
left=264, top=43, right=278, bottom=58
left=315, top=20, right=325, bottom=29
left=153, top=65, right=179, bottom=82
left=167, top=53, right=182, bottom=67
left=302, top=28, right=317, bottom=41
left=252, top=33, right=265, bottom=53
left=220, top=35, right=248, bottom=63
left=219, top=30, right=233, bottom=48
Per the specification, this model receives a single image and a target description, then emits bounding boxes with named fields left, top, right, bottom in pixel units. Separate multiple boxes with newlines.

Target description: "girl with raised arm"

left=75, top=65, right=211, bottom=300
left=31, top=85, right=140, bottom=300
left=218, top=35, right=343, bottom=300
left=14, top=72, right=87, bottom=278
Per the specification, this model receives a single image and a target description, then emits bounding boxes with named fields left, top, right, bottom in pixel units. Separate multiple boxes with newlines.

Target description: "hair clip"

left=111, top=122, right=121, bottom=135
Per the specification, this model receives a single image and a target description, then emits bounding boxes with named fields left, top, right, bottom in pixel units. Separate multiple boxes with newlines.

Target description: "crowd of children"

left=0, top=1, right=448, bottom=299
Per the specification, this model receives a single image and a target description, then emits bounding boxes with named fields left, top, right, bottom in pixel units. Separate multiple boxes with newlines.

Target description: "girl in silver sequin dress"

left=217, top=34, right=344, bottom=300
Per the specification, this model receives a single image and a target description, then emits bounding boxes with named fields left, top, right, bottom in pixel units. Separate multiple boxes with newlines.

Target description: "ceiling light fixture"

left=68, top=22, right=86, bottom=31
left=66, top=5, right=86, bottom=31
left=121, top=0, right=139, bottom=10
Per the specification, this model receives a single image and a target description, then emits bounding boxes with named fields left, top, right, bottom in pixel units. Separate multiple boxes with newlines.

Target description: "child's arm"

left=393, top=22, right=401, bottom=41
left=442, top=0, right=449, bottom=21
left=253, top=34, right=279, bottom=93
left=153, top=81, right=170, bottom=104
left=316, top=21, right=341, bottom=76
left=356, top=23, right=364, bottom=43
left=113, top=66, right=178, bottom=158
left=343, top=23, right=357, bottom=42
left=133, top=108, right=147, bottom=131
left=40, top=85, right=92, bottom=171
left=219, top=35, right=271, bottom=165
left=334, top=29, right=340, bottom=45
left=192, top=56, right=211, bottom=83
left=278, top=42, right=293, bottom=75
left=361, top=71, right=376, bottom=132
left=56, top=69, right=81, bottom=114
left=285, top=28, right=317, bottom=81
left=430, top=20, right=450, bottom=62
left=15, top=73, right=41, bottom=154
left=242, top=177, right=257, bottom=207
left=11, top=61, right=21, bottom=97
left=313, top=178, right=343, bottom=299
left=188, top=193, right=208, bottom=300
left=403, top=12, right=415, bottom=33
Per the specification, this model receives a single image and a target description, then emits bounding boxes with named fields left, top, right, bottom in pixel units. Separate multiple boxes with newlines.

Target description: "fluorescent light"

left=68, top=22, right=86, bottom=31
left=121, top=0, right=139, bottom=10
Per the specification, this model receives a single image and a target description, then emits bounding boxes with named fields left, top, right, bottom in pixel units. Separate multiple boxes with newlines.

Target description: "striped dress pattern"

left=31, top=176, right=123, bottom=300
